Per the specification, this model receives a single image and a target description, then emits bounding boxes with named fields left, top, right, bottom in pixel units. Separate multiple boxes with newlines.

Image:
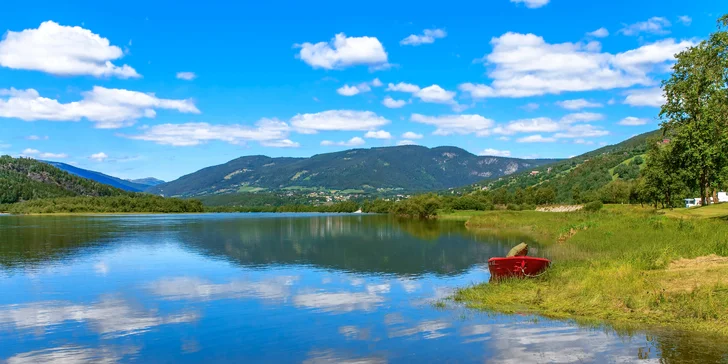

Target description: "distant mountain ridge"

left=127, top=177, right=165, bottom=187
left=148, top=145, right=559, bottom=197
left=43, top=161, right=150, bottom=192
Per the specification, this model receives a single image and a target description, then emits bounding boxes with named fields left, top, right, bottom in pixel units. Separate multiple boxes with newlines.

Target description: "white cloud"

left=560, top=112, right=604, bottom=123
left=574, top=139, right=595, bottom=145
left=623, top=87, right=665, bottom=107
left=620, top=17, right=671, bottom=36
left=517, top=134, right=557, bottom=143
left=480, top=148, right=511, bottom=157
left=401, top=131, right=423, bottom=139
left=0, top=21, right=139, bottom=78
left=400, top=29, right=447, bottom=46
left=587, top=28, right=609, bottom=38
left=320, top=137, right=366, bottom=147
left=382, top=96, right=407, bottom=108
left=510, top=0, right=549, bottom=8
left=364, top=130, right=392, bottom=139
left=126, top=119, right=295, bottom=147
left=0, top=86, right=200, bottom=129
left=21, top=148, right=68, bottom=159
left=415, top=85, right=456, bottom=104
left=296, top=33, right=388, bottom=70
left=25, top=135, right=48, bottom=140
left=553, top=124, right=609, bottom=138
left=678, top=16, right=692, bottom=26
left=336, top=81, right=373, bottom=96
left=411, top=113, right=494, bottom=136
left=336, top=85, right=363, bottom=96
left=397, top=140, right=418, bottom=146
left=556, top=99, right=603, bottom=110
left=176, top=72, right=196, bottom=80
left=618, top=116, right=649, bottom=126
left=371, top=78, right=383, bottom=87
left=90, top=152, right=108, bottom=162
left=460, top=33, right=693, bottom=98
left=291, top=110, right=389, bottom=133
left=261, top=139, right=300, bottom=148
left=495, top=117, right=560, bottom=134
left=386, top=82, right=421, bottom=93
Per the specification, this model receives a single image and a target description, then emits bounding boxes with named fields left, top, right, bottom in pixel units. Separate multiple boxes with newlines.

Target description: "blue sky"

left=0, top=0, right=723, bottom=181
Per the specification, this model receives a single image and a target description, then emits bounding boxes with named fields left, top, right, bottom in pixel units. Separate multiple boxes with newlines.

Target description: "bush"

left=584, top=201, right=603, bottom=212
left=520, top=203, right=536, bottom=211
left=507, top=204, right=521, bottom=211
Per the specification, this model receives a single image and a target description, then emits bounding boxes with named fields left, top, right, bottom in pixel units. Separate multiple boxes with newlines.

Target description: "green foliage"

left=613, top=163, right=640, bottom=180
left=3, top=196, right=204, bottom=214
left=583, top=201, right=603, bottom=212
left=0, top=155, right=129, bottom=204
left=660, top=16, right=728, bottom=205
left=148, top=146, right=556, bottom=197
left=392, top=194, right=441, bottom=219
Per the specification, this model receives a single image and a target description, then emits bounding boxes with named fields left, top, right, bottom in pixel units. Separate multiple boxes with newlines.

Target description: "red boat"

left=488, top=257, right=551, bottom=280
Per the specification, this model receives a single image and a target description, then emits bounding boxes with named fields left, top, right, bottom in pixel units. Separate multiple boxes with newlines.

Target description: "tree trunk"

left=713, top=189, right=719, bottom=205
left=701, top=172, right=708, bottom=206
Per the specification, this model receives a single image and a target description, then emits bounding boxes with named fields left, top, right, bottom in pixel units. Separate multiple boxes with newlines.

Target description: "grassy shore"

left=452, top=204, right=728, bottom=335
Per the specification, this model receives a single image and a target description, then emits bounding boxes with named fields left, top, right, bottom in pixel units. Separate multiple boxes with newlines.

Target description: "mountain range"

left=43, top=161, right=164, bottom=192
left=146, top=146, right=558, bottom=197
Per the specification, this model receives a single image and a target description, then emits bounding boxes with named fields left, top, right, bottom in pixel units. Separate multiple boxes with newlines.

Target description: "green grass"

left=662, top=203, right=728, bottom=219
left=437, top=210, right=489, bottom=221
left=237, top=186, right=267, bottom=193
left=455, top=205, right=728, bottom=335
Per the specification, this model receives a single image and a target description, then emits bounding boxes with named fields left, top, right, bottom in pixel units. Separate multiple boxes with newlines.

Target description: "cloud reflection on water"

left=6, top=345, right=140, bottom=364
left=0, top=297, right=197, bottom=338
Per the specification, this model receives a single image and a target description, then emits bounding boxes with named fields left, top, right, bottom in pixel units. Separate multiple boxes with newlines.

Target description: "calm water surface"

left=1, top=214, right=726, bottom=363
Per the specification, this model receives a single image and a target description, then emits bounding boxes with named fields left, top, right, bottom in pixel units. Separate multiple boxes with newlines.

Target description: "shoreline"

left=449, top=204, right=728, bottom=336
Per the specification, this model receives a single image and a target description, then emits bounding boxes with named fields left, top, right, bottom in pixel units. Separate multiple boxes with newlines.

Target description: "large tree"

left=660, top=15, right=728, bottom=206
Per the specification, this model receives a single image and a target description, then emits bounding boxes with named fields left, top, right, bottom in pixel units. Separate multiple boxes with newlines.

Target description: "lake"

left=0, top=213, right=725, bottom=363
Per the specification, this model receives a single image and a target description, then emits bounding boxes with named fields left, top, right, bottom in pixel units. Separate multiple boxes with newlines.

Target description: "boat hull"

left=487, top=257, right=551, bottom=280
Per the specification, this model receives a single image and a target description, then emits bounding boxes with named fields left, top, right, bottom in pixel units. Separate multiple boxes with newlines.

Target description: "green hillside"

left=469, top=130, right=662, bottom=203
left=148, top=145, right=558, bottom=197
left=0, top=155, right=129, bottom=204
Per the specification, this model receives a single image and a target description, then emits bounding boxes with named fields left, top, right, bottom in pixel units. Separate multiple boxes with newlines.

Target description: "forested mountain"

left=43, top=161, right=150, bottom=192
left=128, top=177, right=165, bottom=187
left=148, top=145, right=558, bottom=197
left=0, top=156, right=129, bottom=204
left=470, top=130, right=662, bottom=202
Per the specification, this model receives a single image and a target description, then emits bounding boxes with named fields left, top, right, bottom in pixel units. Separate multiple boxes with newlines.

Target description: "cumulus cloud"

left=510, top=0, right=550, bottom=8
left=0, top=86, right=200, bottom=129
left=521, top=103, right=540, bottom=111
left=296, top=33, right=389, bottom=70
left=90, top=152, right=108, bottom=162
left=587, top=28, right=609, bottom=38
left=382, top=96, right=407, bottom=108
left=480, top=148, right=511, bottom=157
left=400, top=29, right=447, bottom=46
left=556, top=99, right=603, bottom=110
left=20, top=148, right=68, bottom=159
left=517, top=134, right=557, bottom=143
left=386, top=82, right=421, bottom=93
left=0, top=21, right=139, bottom=78
left=618, top=116, right=649, bottom=126
left=320, top=137, right=366, bottom=147
left=410, top=113, right=494, bottom=136
left=401, top=131, right=423, bottom=139
left=336, top=79, right=380, bottom=96
left=25, top=135, right=48, bottom=140
left=619, top=17, right=671, bottom=36
left=623, top=87, right=665, bottom=107
left=459, top=32, right=694, bottom=98
left=677, top=16, right=692, bottom=26
left=290, top=110, right=389, bottom=133
left=560, top=112, right=604, bottom=123
left=364, top=130, right=392, bottom=139
left=397, top=140, right=418, bottom=146
left=553, top=124, right=609, bottom=138
left=176, top=72, right=196, bottom=80
left=125, top=119, right=296, bottom=147
left=415, top=85, right=456, bottom=104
